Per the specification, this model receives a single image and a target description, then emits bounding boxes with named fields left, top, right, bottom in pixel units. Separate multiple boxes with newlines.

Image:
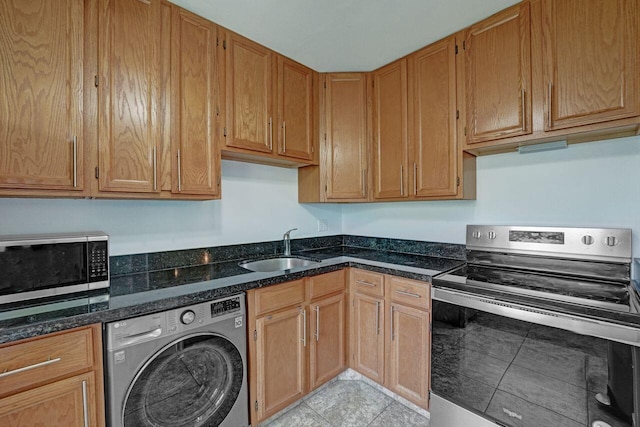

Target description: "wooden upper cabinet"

left=465, top=2, right=532, bottom=143
left=408, top=36, right=458, bottom=198
left=372, top=60, right=409, bottom=200
left=542, top=0, right=640, bottom=130
left=171, top=7, right=220, bottom=197
left=324, top=73, right=368, bottom=200
left=277, top=56, right=314, bottom=161
left=98, top=0, right=161, bottom=193
left=0, top=0, right=84, bottom=191
left=225, top=32, right=274, bottom=153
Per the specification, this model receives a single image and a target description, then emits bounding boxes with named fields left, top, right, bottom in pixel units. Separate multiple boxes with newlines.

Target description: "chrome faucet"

left=283, top=228, right=298, bottom=256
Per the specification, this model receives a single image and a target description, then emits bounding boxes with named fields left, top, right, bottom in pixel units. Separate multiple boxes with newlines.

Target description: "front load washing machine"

left=104, top=294, right=248, bottom=427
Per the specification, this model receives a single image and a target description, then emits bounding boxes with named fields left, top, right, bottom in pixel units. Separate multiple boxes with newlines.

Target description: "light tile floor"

left=261, top=380, right=430, bottom=427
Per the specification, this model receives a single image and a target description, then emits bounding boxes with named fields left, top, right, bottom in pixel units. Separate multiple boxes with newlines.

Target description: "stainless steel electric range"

left=431, top=225, right=640, bottom=427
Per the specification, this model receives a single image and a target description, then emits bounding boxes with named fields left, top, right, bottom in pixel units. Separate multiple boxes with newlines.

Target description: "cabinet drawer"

left=254, top=279, right=306, bottom=316
left=0, top=326, right=95, bottom=398
left=309, top=270, right=346, bottom=299
left=388, top=276, right=430, bottom=309
left=352, top=269, right=384, bottom=297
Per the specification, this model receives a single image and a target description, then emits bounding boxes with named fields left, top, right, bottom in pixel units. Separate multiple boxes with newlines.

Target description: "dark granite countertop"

left=0, top=246, right=464, bottom=344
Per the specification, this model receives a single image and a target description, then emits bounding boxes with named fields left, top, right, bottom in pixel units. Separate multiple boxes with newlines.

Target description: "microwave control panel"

left=89, top=240, right=109, bottom=282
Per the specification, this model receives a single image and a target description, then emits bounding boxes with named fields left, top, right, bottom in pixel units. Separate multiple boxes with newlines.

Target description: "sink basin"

left=239, top=257, right=319, bottom=272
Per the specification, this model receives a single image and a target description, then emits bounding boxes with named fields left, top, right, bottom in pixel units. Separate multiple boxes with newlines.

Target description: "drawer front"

left=254, top=279, right=306, bottom=315
left=388, top=276, right=430, bottom=309
left=0, top=326, right=95, bottom=398
left=352, top=269, right=384, bottom=297
left=309, top=270, right=346, bottom=299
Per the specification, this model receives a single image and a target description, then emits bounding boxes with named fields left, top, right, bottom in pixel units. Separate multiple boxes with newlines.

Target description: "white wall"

left=342, top=135, right=640, bottom=257
left=0, top=161, right=343, bottom=255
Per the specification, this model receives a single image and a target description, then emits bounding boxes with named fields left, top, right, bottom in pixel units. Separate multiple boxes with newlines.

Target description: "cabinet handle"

left=356, top=280, right=377, bottom=288
left=375, top=301, right=380, bottom=335
left=413, top=163, right=417, bottom=195
left=400, top=164, right=404, bottom=196
left=82, top=379, right=89, bottom=427
left=521, top=88, right=526, bottom=132
left=395, top=289, right=421, bottom=298
left=282, top=121, right=286, bottom=153
left=362, top=169, right=367, bottom=197
left=314, top=305, right=320, bottom=341
left=390, top=305, right=395, bottom=341
left=153, top=146, right=157, bottom=191
left=301, top=308, right=307, bottom=347
left=177, top=149, right=182, bottom=192
left=72, top=136, right=78, bottom=188
left=0, top=357, right=61, bottom=378
left=547, top=83, right=553, bottom=128
left=269, top=117, right=273, bottom=150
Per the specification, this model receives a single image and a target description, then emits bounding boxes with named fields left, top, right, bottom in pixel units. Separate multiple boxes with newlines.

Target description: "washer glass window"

left=123, top=333, right=243, bottom=427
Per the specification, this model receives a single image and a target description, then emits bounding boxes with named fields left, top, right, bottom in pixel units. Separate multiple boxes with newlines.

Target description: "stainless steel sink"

left=239, top=257, right=319, bottom=272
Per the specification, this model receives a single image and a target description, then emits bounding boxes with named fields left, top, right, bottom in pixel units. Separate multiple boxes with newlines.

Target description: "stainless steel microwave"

left=0, top=232, right=109, bottom=305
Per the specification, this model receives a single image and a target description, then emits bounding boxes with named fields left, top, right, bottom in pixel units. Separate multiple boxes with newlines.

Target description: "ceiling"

left=168, top=0, right=520, bottom=72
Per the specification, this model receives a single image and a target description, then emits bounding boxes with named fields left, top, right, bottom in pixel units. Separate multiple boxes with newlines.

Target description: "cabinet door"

left=98, top=0, right=161, bottom=193
left=408, top=36, right=457, bottom=198
left=256, top=306, right=306, bottom=420
left=324, top=73, right=368, bottom=200
left=388, top=304, right=430, bottom=409
left=171, top=7, right=220, bottom=196
left=352, top=293, right=384, bottom=383
left=0, top=372, right=96, bottom=427
left=543, top=0, right=639, bottom=130
left=0, top=0, right=83, bottom=191
left=372, top=60, right=408, bottom=199
left=225, top=32, right=273, bottom=153
left=278, top=56, right=314, bottom=160
left=310, top=293, right=346, bottom=390
left=465, top=2, right=531, bottom=143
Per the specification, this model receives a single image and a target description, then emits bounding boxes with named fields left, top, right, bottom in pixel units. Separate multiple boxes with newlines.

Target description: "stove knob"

left=581, top=235, right=594, bottom=245
left=488, top=231, right=497, bottom=240
left=472, top=231, right=482, bottom=239
left=180, top=310, right=196, bottom=325
left=605, top=236, right=619, bottom=247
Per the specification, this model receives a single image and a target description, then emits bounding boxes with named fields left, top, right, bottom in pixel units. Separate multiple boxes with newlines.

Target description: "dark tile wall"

left=110, top=234, right=464, bottom=277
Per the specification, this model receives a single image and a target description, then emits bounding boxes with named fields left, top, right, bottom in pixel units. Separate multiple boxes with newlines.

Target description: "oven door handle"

left=432, top=287, right=640, bottom=348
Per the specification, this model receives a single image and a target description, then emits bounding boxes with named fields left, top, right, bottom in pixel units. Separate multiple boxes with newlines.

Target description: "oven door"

left=430, top=287, right=640, bottom=427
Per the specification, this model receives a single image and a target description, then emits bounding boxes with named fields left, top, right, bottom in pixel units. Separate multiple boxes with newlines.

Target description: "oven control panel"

left=467, top=225, right=631, bottom=261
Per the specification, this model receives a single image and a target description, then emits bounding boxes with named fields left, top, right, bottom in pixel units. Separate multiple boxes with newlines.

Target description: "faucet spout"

left=283, top=228, right=298, bottom=256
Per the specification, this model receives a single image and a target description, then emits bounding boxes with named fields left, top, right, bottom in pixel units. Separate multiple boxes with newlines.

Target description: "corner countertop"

left=0, top=246, right=464, bottom=345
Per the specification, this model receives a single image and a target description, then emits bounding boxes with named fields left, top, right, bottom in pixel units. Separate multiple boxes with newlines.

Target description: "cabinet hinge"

left=463, top=41, right=466, bottom=50
left=223, top=39, right=227, bottom=50
left=95, top=167, right=99, bottom=179
left=217, top=175, right=221, bottom=186
left=464, top=126, right=467, bottom=136
left=323, top=82, right=326, bottom=89
left=94, top=75, right=99, bottom=87
left=223, top=127, right=227, bottom=137
left=455, top=45, right=458, bottom=54
left=372, top=80, right=375, bottom=88
left=216, top=37, right=219, bottom=47
left=253, top=329, right=257, bottom=341
left=255, top=400, right=258, bottom=412
left=324, top=133, right=327, bottom=141
left=456, top=177, right=460, bottom=187
left=324, top=184, right=328, bottom=193
left=456, top=110, right=459, bottom=120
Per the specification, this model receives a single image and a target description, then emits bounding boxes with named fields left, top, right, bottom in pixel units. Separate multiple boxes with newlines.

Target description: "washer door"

left=123, top=333, right=244, bottom=427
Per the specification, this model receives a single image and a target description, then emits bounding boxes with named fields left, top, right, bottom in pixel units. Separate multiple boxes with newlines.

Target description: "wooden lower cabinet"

left=351, top=293, right=385, bottom=383
left=0, top=372, right=97, bottom=427
left=309, top=293, right=347, bottom=389
left=0, top=324, right=104, bottom=427
left=388, top=303, right=431, bottom=408
left=350, top=269, right=431, bottom=410
left=247, top=271, right=346, bottom=425
left=255, top=306, right=307, bottom=420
